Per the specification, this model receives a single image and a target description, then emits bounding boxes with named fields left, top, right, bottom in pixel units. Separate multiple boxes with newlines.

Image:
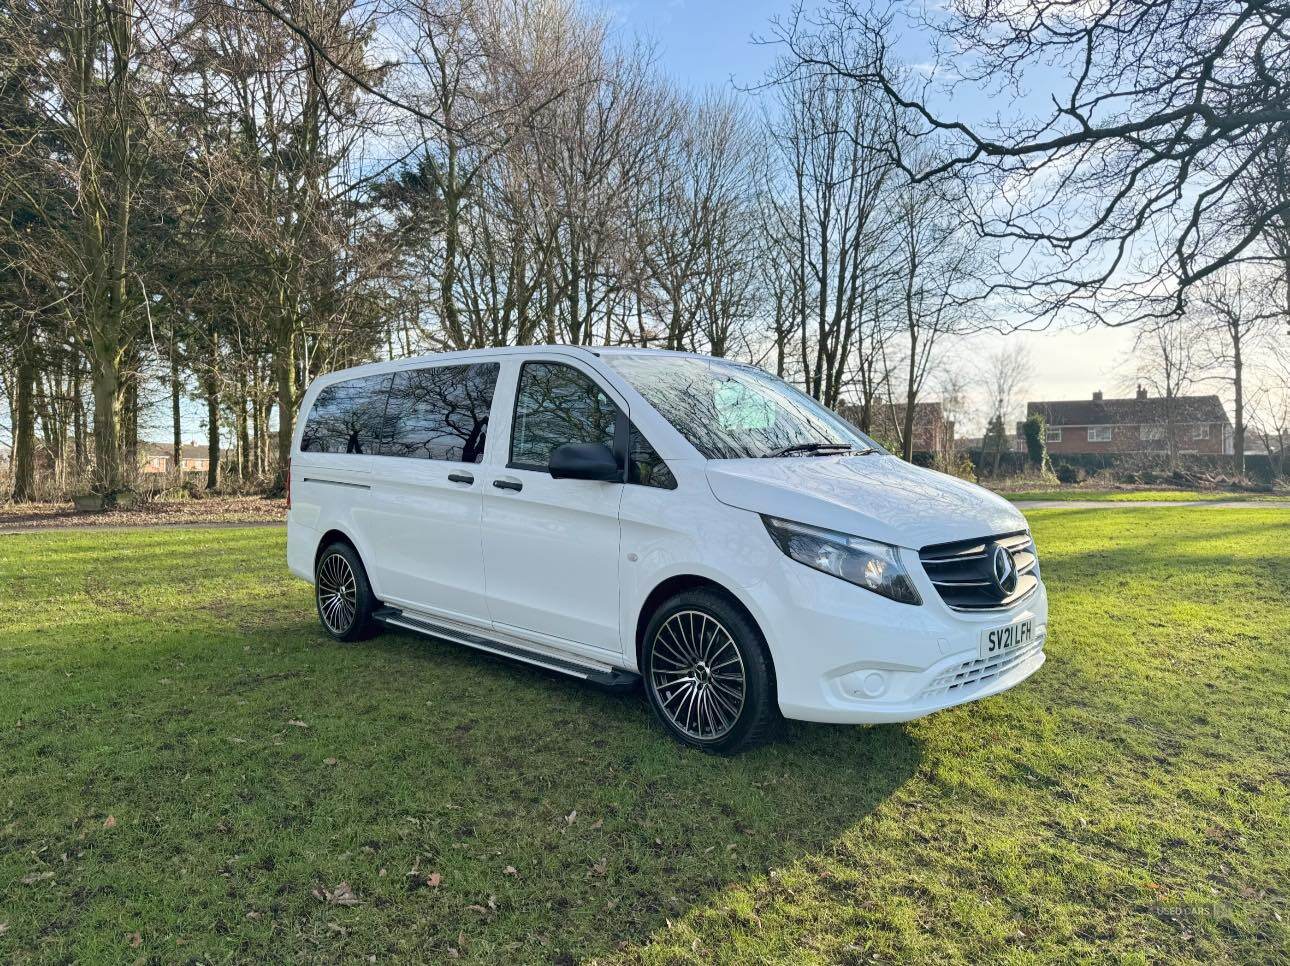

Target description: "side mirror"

left=549, top=442, right=621, bottom=482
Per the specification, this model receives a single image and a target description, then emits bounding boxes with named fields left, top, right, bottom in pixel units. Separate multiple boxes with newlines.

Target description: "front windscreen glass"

left=604, top=355, right=884, bottom=460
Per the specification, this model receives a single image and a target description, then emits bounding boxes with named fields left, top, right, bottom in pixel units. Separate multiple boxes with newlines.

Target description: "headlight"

left=762, top=515, right=922, bottom=605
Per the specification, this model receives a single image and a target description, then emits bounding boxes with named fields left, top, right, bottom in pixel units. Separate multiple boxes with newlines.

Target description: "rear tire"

left=315, top=541, right=379, bottom=642
left=641, top=589, right=778, bottom=754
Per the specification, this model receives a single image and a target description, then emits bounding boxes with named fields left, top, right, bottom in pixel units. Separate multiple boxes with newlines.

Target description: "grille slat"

left=919, top=531, right=1040, bottom=612
left=918, top=636, right=1045, bottom=700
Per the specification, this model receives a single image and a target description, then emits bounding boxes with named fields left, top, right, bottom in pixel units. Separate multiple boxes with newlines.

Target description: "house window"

left=1046, top=427, right=1062, bottom=443
left=1140, top=424, right=1165, bottom=441
left=1193, top=424, right=1210, bottom=440
left=1088, top=426, right=1112, bottom=443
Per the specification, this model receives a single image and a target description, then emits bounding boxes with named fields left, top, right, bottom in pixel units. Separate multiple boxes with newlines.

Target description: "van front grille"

left=918, top=531, right=1039, bottom=611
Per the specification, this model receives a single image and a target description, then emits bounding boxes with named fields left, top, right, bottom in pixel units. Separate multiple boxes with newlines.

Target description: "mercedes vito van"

left=287, top=346, right=1046, bottom=753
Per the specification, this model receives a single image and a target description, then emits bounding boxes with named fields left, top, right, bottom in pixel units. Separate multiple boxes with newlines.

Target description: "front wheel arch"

left=634, top=574, right=776, bottom=700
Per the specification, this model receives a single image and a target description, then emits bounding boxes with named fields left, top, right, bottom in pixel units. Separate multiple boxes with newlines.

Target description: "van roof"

left=316, top=345, right=726, bottom=381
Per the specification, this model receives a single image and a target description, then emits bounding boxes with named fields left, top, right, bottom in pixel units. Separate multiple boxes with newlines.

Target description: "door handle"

left=492, top=478, right=523, bottom=492
left=448, top=472, right=474, bottom=485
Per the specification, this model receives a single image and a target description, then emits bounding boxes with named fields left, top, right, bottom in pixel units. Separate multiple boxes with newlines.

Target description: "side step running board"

left=371, top=606, right=640, bottom=691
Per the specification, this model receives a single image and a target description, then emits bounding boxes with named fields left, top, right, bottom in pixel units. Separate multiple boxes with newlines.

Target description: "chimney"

left=1092, top=390, right=1103, bottom=401
left=1136, top=385, right=1148, bottom=400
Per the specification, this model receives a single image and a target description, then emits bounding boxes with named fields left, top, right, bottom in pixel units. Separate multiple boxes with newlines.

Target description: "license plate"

left=981, top=618, right=1034, bottom=661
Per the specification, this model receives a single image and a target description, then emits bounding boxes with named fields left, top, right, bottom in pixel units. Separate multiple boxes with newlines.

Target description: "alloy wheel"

left=649, top=610, right=746, bottom=740
left=317, top=552, right=358, bottom=634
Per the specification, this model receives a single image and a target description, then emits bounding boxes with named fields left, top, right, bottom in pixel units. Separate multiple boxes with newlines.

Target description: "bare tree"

left=1248, top=337, right=1290, bottom=480
left=884, top=162, right=986, bottom=461
left=1195, top=270, right=1277, bottom=474
left=770, top=0, right=1290, bottom=325
left=763, top=26, right=898, bottom=407
left=1132, top=318, right=1205, bottom=468
left=980, top=345, right=1031, bottom=476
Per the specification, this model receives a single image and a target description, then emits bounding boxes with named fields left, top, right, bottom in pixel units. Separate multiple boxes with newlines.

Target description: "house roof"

left=140, top=442, right=211, bottom=461
left=1027, top=394, right=1230, bottom=427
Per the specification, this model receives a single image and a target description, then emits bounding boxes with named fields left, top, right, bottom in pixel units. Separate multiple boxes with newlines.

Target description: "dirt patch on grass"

left=0, top=495, right=286, bottom=531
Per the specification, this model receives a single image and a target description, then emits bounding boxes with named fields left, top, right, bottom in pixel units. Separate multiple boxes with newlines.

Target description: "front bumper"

left=799, top=632, right=1046, bottom=724
left=757, top=550, right=1049, bottom=724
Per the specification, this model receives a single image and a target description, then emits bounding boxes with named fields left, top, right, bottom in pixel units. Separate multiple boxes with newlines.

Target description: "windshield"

left=604, top=355, right=885, bottom=460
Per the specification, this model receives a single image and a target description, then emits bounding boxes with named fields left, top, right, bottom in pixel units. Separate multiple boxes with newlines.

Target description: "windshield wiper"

left=765, top=441, right=859, bottom=458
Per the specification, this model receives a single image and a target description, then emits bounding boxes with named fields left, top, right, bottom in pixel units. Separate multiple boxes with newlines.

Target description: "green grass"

left=1002, top=488, right=1286, bottom=503
left=1, top=512, right=1287, bottom=963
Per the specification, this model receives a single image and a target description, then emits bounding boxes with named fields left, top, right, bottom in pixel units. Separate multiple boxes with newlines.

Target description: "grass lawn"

left=1001, top=489, right=1286, bottom=503
left=1, top=511, right=1287, bottom=963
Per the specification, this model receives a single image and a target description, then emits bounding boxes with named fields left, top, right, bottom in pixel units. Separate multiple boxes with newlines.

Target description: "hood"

left=705, top=454, right=1027, bottom=549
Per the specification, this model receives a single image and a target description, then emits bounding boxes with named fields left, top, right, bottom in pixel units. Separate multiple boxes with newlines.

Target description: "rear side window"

left=510, top=362, right=617, bottom=469
left=383, top=363, right=499, bottom=463
left=299, top=374, right=392, bottom=455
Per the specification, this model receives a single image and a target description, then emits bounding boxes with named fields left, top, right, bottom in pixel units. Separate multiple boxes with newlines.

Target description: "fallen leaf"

left=0, top=923, right=8, bottom=935
left=589, top=858, right=607, bottom=877
left=127, top=932, right=142, bottom=948
left=103, top=815, right=117, bottom=829
left=590, top=818, right=603, bottom=830
left=20, top=871, right=53, bottom=885
left=245, top=911, right=262, bottom=920
left=287, top=719, right=309, bottom=728
left=503, top=865, right=518, bottom=876
left=426, top=872, right=443, bottom=888
left=314, top=881, right=362, bottom=906
left=323, top=757, right=338, bottom=766
left=466, top=904, right=489, bottom=914
left=564, top=810, right=577, bottom=826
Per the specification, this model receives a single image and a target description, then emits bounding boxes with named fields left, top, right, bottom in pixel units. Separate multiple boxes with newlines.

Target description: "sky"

left=597, top=0, right=1160, bottom=434
left=127, top=0, right=1234, bottom=448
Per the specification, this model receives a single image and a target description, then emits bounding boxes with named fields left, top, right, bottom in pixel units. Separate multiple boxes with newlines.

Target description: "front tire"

left=315, top=542, right=378, bottom=642
left=641, top=589, right=778, bottom=754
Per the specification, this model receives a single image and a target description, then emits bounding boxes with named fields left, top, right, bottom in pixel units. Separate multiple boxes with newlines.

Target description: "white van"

left=287, top=346, right=1046, bottom=753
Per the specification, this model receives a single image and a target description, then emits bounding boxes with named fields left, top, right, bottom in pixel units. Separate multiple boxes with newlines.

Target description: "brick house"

left=1026, top=388, right=1233, bottom=456
left=139, top=442, right=211, bottom=475
left=838, top=401, right=955, bottom=454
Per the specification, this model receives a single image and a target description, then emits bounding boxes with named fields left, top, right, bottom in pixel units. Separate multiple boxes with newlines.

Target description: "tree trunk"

left=237, top=373, right=251, bottom=479
left=170, top=341, right=182, bottom=473
left=73, top=361, right=86, bottom=472
left=275, top=330, right=295, bottom=482
left=122, top=360, right=138, bottom=483
left=205, top=380, right=220, bottom=491
left=1232, top=336, right=1245, bottom=475
left=90, top=352, right=124, bottom=493
left=11, top=331, right=36, bottom=502
left=902, top=332, right=918, bottom=463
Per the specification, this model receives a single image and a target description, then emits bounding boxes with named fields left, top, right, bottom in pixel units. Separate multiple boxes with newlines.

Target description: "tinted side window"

left=383, top=363, right=499, bottom=463
left=628, top=425, right=676, bottom=489
left=510, top=362, right=617, bottom=469
left=300, top=374, right=392, bottom=455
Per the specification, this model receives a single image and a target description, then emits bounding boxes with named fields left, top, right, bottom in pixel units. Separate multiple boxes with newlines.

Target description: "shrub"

left=935, top=451, right=978, bottom=483
left=1022, top=414, right=1049, bottom=470
left=1055, top=463, right=1085, bottom=485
